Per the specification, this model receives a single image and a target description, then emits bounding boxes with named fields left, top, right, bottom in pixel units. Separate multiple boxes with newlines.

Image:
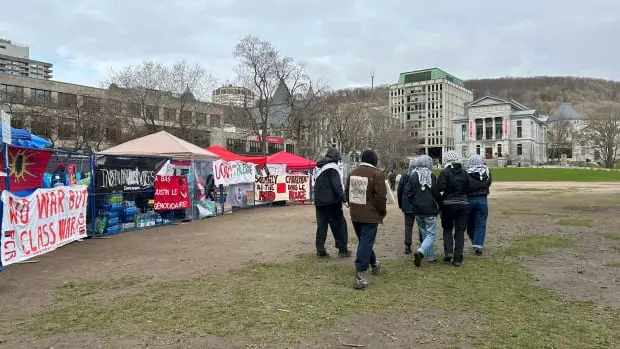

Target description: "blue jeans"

left=353, top=222, right=378, bottom=272
left=467, top=196, right=489, bottom=249
left=416, top=216, right=437, bottom=261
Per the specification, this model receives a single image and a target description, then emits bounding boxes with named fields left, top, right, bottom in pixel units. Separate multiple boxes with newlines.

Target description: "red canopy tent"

left=267, top=151, right=316, bottom=171
left=205, top=145, right=266, bottom=165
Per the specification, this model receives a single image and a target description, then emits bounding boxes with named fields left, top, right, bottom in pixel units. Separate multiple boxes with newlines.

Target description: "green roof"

left=397, top=68, right=464, bottom=87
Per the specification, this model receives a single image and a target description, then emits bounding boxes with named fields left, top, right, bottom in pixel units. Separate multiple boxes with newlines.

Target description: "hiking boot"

left=475, top=248, right=483, bottom=256
left=452, top=260, right=463, bottom=267
left=413, top=251, right=424, bottom=267
left=354, top=272, right=368, bottom=290
left=443, top=256, right=453, bottom=265
left=338, top=249, right=352, bottom=258
left=404, top=245, right=412, bottom=254
left=371, top=261, right=381, bottom=275
left=317, top=250, right=329, bottom=258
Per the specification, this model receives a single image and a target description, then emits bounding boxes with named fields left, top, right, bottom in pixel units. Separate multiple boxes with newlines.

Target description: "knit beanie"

left=361, top=150, right=378, bottom=166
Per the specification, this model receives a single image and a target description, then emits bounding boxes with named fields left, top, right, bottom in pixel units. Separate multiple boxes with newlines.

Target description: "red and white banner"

left=504, top=119, right=508, bottom=136
left=1, top=185, right=89, bottom=266
left=254, top=174, right=309, bottom=202
left=154, top=175, right=190, bottom=211
left=468, top=120, right=473, bottom=138
left=212, top=160, right=255, bottom=185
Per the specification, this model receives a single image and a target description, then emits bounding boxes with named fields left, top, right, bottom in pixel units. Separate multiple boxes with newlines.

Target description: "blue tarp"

left=0, top=124, right=53, bottom=149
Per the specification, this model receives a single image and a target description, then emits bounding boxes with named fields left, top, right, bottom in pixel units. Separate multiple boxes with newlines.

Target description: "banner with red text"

left=154, top=175, right=190, bottom=211
left=212, top=160, right=255, bottom=186
left=1, top=185, right=89, bottom=266
left=254, top=174, right=309, bottom=202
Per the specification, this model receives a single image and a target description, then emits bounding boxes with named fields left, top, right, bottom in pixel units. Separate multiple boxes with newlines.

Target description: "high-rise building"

left=389, top=68, right=473, bottom=158
left=0, top=39, right=53, bottom=80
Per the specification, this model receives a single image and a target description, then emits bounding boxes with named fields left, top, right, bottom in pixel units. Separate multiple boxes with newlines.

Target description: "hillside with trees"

left=464, top=76, right=620, bottom=114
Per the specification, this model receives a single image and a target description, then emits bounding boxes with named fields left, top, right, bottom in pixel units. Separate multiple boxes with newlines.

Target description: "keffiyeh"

left=468, top=154, right=489, bottom=180
left=413, top=155, right=433, bottom=190
left=442, top=150, right=459, bottom=168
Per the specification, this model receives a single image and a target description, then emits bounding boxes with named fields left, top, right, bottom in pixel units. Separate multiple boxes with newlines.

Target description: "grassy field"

left=431, top=167, right=620, bottom=181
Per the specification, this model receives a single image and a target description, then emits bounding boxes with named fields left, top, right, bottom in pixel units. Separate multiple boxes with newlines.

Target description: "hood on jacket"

left=317, top=147, right=341, bottom=167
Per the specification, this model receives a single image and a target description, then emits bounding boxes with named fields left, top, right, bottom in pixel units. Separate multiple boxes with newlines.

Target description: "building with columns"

left=453, top=96, right=548, bottom=167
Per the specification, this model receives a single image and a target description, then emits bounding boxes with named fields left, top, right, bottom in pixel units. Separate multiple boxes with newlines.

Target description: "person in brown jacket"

left=344, top=150, right=387, bottom=289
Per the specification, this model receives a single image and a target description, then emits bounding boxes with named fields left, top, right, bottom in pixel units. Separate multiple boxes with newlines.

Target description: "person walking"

left=466, top=154, right=492, bottom=256
left=345, top=150, right=387, bottom=289
left=313, top=147, right=351, bottom=258
left=388, top=169, right=396, bottom=191
left=437, top=150, right=470, bottom=267
left=406, top=155, right=442, bottom=267
left=397, top=158, right=423, bottom=254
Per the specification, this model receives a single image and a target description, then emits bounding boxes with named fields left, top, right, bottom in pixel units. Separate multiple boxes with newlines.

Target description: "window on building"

left=483, top=118, right=492, bottom=140
left=0, top=84, right=24, bottom=102
left=248, top=140, right=261, bottom=154
left=268, top=142, right=284, bottom=154
left=129, top=103, right=141, bottom=117
left=196, top=112, right=207, bottom=125
left=180, top=110, right=193, bottom=125
left=192, top=130, right=210, bottom=147
left=517, top=143, right=523, bottom=156
left=164, top=108, right=176, bottom=121
left=497, top=144, right=502, bottom=157
left=461, top=124, right=466, bottom=141
left=83, top=96, right=101, bottom=113
left=31, top=119, right=53, bottom=138
left=58, top=118, right=76, bottom=139
left=476, top=145, right=481, bottom=155
left=516, top=120, right=522, bottom=138
left=475, top=119, right=483, bottom=140
left=461, top=146, right=467, bottom=158
left=144, top=105, right=158, bottom=120
left=227, top=138, right=247, bottom=153
left=10, top=112, right=25, bottom=129
left=31, top=89, right=52, bottom=104
left=494, top=117, right=503, bottom=139
left=285, top=144, right=295, bottom=153
left=105, top=125, right=121, bottom=142
left=57, top=93, right=77, bottom=108
left=106, top=100, right=122, bottom=115
left=210, top=114, right=221, bottom=127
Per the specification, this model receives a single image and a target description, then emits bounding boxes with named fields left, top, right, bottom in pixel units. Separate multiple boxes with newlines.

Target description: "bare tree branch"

left=584, top=103, right=620, bottom=168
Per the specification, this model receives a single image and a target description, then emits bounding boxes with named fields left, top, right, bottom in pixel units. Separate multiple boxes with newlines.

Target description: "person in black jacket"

left=466, top=155, right=492, bottom=256
left=397, top=158, right=423, bottom=254
left=405, top=155, right=442, bottom=267
left=313, top=147, right=351, bottom=258
left=437, top=150, right=470, bottom=267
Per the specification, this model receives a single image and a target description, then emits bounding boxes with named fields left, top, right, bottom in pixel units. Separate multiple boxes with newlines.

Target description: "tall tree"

left=103, top=60, right=216, bottom=137
left=369, top=108, right=414, bottom=169
left=321, top=92, right=370, bottom=155
left=230, top=35, right=311, bottom=155
left=584, top=103, right=620, bottom=168
left=547, top=118, right=574, bottom=161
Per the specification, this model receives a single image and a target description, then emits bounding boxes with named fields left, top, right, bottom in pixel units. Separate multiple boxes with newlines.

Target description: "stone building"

left=453, top=96, right=548, bottom=166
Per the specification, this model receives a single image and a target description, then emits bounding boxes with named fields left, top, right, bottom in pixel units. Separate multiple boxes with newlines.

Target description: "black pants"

left=440, top=204, right=468, bottom=263
left=315, top=203, right=348, bottom=252
left=404, top=213, right=423, bottom=246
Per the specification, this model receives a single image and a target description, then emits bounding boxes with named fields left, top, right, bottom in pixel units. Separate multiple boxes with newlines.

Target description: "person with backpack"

left=313, top=147, right=351, bottom=258
left=466, top=154, right=492, bottom=256
left=405, top=155, right=442, bottom=267
left=437, top=150, right=470, bottom=267
left=397, top=158, right=423, bottom=254
left=345, top=150, right=387, bottom=289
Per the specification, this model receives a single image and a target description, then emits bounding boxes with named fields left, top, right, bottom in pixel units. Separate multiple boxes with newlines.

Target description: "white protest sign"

left=212, top=160, right=256, bottom=185
left=1, top=185, right=89, bottom=265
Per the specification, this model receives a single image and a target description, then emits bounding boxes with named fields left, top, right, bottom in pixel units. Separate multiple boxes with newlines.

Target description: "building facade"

left=0, top=39, right=53, bottom=80
left=0, top=74, right=298, bottom=154
left=547, top=103, right=595, bottom=164
left=453, top=96, right=548, bottom=166
left=212, top=85, right=256, bottom=108
left=389, top=68, right=474, bottom=158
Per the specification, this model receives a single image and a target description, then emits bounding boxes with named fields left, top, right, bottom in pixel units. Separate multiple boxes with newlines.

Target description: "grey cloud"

left=0, top=0, right=618, bottom=89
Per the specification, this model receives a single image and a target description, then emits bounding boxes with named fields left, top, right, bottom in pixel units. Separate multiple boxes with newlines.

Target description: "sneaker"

left=354, top=272, right=368, bottom=289
left=475, top=248, right=483, bottom=256
left=338, top=249, right=352, bottom=258
left=443, top=256, right=452, bottom=264
left=413, top=251, right=424, bottom=267
left=371, top=261, right=381, bottom=275
left=404, top=245, right=412, bottom=254
left=317, top=250, right=329, bottom=258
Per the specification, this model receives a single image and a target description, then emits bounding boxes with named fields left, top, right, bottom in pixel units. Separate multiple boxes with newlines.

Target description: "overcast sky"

left=2, top=0, right=619, bottom=90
